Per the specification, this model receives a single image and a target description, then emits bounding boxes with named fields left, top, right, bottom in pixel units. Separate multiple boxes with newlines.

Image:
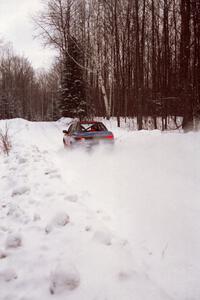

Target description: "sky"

left=0, top=0, right=56, bottom=70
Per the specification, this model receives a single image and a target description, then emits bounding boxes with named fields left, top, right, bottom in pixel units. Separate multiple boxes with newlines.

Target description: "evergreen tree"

left=59, top=37, right=87, bottom=119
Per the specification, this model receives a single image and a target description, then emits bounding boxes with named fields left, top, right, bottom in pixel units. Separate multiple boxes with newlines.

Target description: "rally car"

left=63, top=120, right=114, bottom=147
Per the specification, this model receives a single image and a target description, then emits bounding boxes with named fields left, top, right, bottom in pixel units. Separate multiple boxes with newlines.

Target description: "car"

left=63, top=120, right=114, bottom=147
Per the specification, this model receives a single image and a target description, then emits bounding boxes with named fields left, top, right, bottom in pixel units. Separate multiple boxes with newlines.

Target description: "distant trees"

left=0, top=44, right=34, bottom=119
left=192, top=0, right=200, bottom=115
left=86, top=0, right=199, bottom=130
left=1, top=0, right=200, bottom=131
left=34, top=0, right=200, bottom=129
left=0, top=42, right=59, bottom=120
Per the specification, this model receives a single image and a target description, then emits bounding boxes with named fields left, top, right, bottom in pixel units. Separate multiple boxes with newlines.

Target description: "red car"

left=63, top=120, right=114, bottom=147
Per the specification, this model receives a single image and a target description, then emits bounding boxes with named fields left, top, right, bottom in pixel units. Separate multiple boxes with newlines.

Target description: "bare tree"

left=0, top=123, right=12, bottom=155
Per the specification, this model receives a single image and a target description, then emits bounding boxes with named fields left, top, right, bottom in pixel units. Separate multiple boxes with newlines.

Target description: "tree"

left=60, top=37, right=87, bottom=118
left=34, top=0, right=87, bottom=119
left=180, top=0, right=192, bottom=131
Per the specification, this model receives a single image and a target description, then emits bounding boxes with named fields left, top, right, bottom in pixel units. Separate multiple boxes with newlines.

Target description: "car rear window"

left=80, top=122, right=107, bottom=132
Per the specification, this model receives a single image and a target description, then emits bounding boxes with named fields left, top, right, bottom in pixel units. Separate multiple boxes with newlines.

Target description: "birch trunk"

left=98, top=73, right=110, bottom=119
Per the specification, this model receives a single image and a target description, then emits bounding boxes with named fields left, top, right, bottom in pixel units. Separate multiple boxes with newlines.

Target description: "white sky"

left=0, top=0, right=56, bottom=70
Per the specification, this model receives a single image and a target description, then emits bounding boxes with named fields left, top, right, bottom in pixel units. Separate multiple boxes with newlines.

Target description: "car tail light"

left=105, top=135, right=114, bottom=139
left=76, top=137, right=85, bottom=141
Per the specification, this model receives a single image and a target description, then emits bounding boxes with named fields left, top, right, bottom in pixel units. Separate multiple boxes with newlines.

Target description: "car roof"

left=80, top=121, right=98, bottom=124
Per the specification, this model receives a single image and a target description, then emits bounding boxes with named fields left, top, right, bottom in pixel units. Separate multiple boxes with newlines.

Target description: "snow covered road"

left=0, top=118, right=200, bottom=300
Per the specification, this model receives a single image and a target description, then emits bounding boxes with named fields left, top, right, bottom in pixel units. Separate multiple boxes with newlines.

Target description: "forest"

left=0, top=0, right=199, bottom=131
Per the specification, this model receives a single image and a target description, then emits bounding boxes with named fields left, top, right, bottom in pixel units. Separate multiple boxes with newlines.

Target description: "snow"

left=0, top=117, right=200, bottom=299
left=6, top=234, right=22, bottom=249
left=49, top=265, right=80, bottom=294
left=0, top=268, right=18, bottom=282
left=0, top=249, right=7, bottom=259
